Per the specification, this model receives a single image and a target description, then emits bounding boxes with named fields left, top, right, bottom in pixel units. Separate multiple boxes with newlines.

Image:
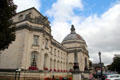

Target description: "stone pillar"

left=72, top=49, right=82, bottom=80
left=52, top=60, right=54, bottom=70
left=48, top=56, right=50, bottom=70
left=54, top=60, right=56, bottom=70
left=73, top=74, right=81, bottom=80
left=58, top=61, right=59, bottom=71
left=62, top=63, right=64, bottom=70
left=60, top=62, right=62, bottom=71
left=41, top=52, right=44, bottom=70
left=51, top=60, right=53, bottom=70
left=64, top=63, right=65, bottom=70
left=55, top=61, right=57, bottom=70
left=50, top=59, right=52, bottom=70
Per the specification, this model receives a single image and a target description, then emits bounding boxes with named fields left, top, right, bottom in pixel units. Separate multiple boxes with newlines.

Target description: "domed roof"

left=63, top=33, right=84, bottom=41
left=62, top=25, right=85, bottom=44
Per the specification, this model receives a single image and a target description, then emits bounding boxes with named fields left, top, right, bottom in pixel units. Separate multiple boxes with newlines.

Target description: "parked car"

left=105, top=74, right=120, bottom=80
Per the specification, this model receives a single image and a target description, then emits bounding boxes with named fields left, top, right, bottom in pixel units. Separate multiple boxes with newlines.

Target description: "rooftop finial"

left=71, top=25, right=75, bottom=33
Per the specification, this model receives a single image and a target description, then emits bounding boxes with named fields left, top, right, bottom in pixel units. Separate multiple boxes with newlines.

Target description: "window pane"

left=33, top=35, right=39, bottom=46
left=45, top=39, right=48, bottom=48
left=31, top=52, right=37, bottom=67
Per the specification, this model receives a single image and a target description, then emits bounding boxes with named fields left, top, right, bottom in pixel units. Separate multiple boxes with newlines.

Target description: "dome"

left=62, top=25, right=85, bottom=44
left=63, top=33, right=84, bottom=42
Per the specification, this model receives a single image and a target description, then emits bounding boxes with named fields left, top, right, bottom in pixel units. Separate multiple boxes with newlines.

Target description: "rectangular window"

left=54, top=49, right=56, bottom=56
left=45, top=39, right=48, bottom=49
left=33, top=35, right=39, bottom=46
left=58, top=50, right=59, bottom=57
left=50, top=47, right=52, bottom=54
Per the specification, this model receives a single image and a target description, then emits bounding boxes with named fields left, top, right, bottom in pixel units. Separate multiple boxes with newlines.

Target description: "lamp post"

left=98, top=52, right=102, bottom=80
left=15, top=70, right=17, bottom=80
left=15, top=68, right=21, bottom=80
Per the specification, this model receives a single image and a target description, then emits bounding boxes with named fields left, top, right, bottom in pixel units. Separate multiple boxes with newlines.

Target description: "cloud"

left=13, top=0, right=41, bottom=12
left=46, top=0, right=120, bottom=65
left=46, top=0, right=83, bottom=41
left=81, top=4, right=120, bottom=65
left=80, top=3, right=120, bottom=65
left=79, top=3, right=120, bottom=60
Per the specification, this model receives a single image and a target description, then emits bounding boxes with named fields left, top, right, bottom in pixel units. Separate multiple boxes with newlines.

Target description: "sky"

left=13, top=0, right=120, bottom=65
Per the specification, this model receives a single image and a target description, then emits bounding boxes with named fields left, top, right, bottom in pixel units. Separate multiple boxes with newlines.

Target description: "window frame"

left=31, top=52, right=38, bottom=67
left=33, top=35, right=39, bottom=46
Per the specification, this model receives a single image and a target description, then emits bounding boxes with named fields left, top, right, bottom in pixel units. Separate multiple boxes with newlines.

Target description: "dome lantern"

left=71, top=25, right=76, bottom=34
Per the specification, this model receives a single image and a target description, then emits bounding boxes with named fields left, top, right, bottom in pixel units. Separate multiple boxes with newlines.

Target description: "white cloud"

left=79, top=4, right=120, bottom=65
left=46, top=0, right=120, bottom=65
left=46, top=0, right=83, bottom=41
left=79, top=4, right=120, bottom=52
left=13, top=0, right=41, bottom=12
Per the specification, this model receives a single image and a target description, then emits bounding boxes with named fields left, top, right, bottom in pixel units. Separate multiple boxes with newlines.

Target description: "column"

left=52, top=60, right=54, bottom=70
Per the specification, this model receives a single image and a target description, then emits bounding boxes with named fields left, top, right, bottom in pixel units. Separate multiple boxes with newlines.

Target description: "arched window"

left=54, top=60, right=56, bottom=71
left=50, top=59, right=52, bottom=71
left=31, top=52, right=38, bottom=67
left=29, top=51, right=38, bottom=70
left=44, top=54, right=48, bottom=70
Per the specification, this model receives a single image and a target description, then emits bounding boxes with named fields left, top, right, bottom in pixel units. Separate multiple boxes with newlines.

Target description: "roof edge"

left=16, top=7, right=45, bottom=18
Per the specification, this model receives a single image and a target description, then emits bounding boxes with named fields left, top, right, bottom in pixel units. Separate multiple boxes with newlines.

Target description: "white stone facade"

left=0, top=7, right=89, bottom=73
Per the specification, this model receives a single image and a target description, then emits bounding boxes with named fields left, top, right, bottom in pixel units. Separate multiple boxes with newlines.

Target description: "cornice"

left=62, top=40, right=86, bottom=45
left=67, top=48, right=82, bottom=53
left=51, top=40, right=67, bottom=52
left=67, top=47, right=89, bottom=56
left=16, top=23, right=52, bottom=38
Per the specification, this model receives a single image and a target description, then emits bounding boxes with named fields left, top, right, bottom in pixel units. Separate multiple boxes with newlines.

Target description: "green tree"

left=107, top=56, right=120, bottom=73
left=0, top=0, right=17, bottom=50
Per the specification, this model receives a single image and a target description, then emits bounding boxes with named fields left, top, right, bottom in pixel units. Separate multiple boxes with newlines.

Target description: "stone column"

left=62, top=63, right=64, bottom=71
left=60, top=62, right=62, bottom=72
left=52, top=60, right=54, bottom=70
left=73, top=74, right=81, bottom=80
left=72, top=49, right=81, bottom=80
left=50, top=59, right=52, bottom=70
left=41, top=52, right=44, bottom=70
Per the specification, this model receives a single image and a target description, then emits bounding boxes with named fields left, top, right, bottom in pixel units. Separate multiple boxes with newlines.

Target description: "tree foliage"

left=0, top=0, right=17, bottom=50
left=107, top=56, right=120, bottom=73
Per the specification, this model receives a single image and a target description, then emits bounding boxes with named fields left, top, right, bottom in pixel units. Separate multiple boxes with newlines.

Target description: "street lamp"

left=98, top=52, right=103, bottom=79
left=15, top=68, right=21, bottom=80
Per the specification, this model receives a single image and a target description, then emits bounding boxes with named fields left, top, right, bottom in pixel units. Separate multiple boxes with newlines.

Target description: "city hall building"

left=0, top=7, right=89, bottom=79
